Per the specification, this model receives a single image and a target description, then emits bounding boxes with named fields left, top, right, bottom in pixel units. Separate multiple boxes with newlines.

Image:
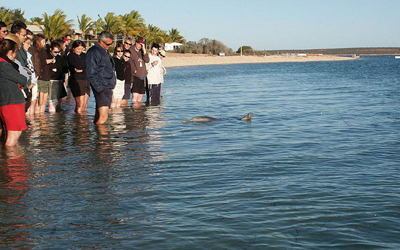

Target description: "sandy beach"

left=162, top=53, right=355, bottom=68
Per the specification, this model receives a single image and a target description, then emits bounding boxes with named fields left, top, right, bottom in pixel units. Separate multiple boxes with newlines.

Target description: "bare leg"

left=75, top=96, right=85, bottom=113
left=5, top=130, right=22, bottom=147
left=83, top=94, right=89, bottom=111
left=132, top=93, right=143, bottom=104
left=94, top=106, right=109, bottom=125
left=120, top=99, right=128, bottom=107
left=48, top=102, right=57, bottom=113
left=115, top=98, right=122, bottom=108
left=111, top=97, right=117, bottom=109
left=26, top=99, right=37, bottom=115
left=38, top=92, right=48, bottom=113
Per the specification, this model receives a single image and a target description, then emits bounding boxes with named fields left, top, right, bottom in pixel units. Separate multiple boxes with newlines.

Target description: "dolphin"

left=182, top=113, right=252, bottom=123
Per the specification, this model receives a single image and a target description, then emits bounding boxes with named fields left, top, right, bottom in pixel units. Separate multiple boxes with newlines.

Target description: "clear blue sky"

left=4, top=0, right=400, bottom=50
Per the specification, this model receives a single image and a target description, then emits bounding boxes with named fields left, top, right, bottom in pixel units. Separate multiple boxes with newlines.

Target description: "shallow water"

left=1, top=56, right=399, bottom=249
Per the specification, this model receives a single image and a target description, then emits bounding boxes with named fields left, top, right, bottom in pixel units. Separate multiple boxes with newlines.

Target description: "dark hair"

left=0, top=21, right=6, bottom=28
left=26, top=29, right=33, bottom=36
left=0, top=39, right=18, bottom=54
left=50, top=41, right=61, bottom=50
left=64, top=34, right=71, bottom=38
left=151, top=43, right=160, bottom=49
left=123, top=49, right=131, bottom=54
left=70, top=40, right=86, bottom=52
left=10, top=20, right=27, bottom=34
left=114, top=43, right=123, bottom=51
left=33, top=34, right=46, bottom=50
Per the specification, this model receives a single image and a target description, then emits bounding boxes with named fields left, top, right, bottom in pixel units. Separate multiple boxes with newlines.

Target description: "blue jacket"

left=0, top=58, right=28, bottom=106
left=86, top=43, right=116, bottom=92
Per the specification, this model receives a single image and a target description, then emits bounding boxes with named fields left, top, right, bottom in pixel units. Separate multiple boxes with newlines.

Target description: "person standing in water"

left=130, top=37, right=149, bottom=106
left=86, top=31, right=116, bottom=124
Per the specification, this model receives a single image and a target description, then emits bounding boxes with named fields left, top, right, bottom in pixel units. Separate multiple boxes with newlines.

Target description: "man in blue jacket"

left=86, top=31, right=116, bottom=125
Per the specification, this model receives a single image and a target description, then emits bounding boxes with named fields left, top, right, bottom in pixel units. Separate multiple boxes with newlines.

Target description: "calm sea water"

left=1, top=56, right=399, bottom=249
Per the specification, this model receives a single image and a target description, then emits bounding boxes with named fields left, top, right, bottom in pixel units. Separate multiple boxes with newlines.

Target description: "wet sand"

left=162, top=53, right=355, bottom=68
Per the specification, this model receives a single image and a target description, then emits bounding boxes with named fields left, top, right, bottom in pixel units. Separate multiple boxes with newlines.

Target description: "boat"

left=395, top=56, right=400, bottom=59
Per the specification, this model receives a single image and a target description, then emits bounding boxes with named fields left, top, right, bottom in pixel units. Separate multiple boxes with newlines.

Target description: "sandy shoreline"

left=162, top=53, right=355, bottom=68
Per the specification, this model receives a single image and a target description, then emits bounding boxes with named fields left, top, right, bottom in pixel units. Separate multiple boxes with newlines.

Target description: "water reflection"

left=0, top=146, right=32, bottom=247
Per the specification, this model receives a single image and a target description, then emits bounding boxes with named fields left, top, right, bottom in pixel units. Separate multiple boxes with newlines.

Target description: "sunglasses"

left=53, top=50, right=60, bottom=53
left=124, top=42, right=132, bottom=46
left=115, top=50, right=123, bottom=52
left=123, top=55, right=130, bottom=58
left=104, top=41, right=113, bottom=46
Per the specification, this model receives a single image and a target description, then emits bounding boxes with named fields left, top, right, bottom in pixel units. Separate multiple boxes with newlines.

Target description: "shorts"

left=69, top=79, right=90, bottom=98
left=123, top=82, right=132, bottom=100
left=92, top=88, right=112, bottom=108
left=49, top=80, right=66, bottom=105
left=113, top=79, right=125, bottom=99
left=148, top=83, right=161, bottom=102
left=37, top=80, right=51, bottom=93
left=132, top=76, right=145, bottom=94
left=0, top=103, right=27, bottom=131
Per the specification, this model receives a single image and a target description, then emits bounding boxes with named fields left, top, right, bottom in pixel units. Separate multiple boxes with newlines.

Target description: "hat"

left=136, top=37, right=146, bottom=44
left=5, top=33, right=21, bottom=48
left=159, top=50, right=166, bottom=57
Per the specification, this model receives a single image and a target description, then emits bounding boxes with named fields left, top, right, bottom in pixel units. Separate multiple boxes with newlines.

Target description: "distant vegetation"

left=254, top=47, right=400, bottom=56
left=237, top=46, right=254, bottom=54
left=176, top=38, right=233, bottom=55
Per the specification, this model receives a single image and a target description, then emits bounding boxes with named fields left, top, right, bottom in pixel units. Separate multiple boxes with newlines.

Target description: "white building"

left=26, top=24, right=44, bottom=34
left=164, top=42, right=183, bottom=51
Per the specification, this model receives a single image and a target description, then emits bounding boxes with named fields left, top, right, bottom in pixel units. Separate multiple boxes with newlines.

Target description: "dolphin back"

left=240, top=113, right=252, bottom=121
left=189, top=116, right=216, bottom=123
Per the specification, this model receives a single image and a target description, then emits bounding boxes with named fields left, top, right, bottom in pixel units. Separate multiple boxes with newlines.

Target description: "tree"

left=143, top=24, right=168, bottom=46
left=177, top=38, right=233, bottom=55
left=40, top=9, right=73, bottom=41
left=93, top=15, right=105, bottom=35
left=104, top=13, right=122, bottom=34
left=29, top=17, right=43, bottom=25
left=121, top=10, right=145, bottom=37
left=0, top=8, right=14, bottom=25
left=237, top=46, right=253, bottom=54
left=168, top=28, right=185, bottom=44
left=77, top=14, right=93, bottom=37
left=9, top=8, right=26, bottom=23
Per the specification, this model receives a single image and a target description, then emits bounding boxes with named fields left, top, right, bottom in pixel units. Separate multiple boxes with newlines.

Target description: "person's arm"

left=86, top=49, right=103, bottom=92
left=143, top=50, right=150, bottom=63
left=1, top=63, right=28, bottom=87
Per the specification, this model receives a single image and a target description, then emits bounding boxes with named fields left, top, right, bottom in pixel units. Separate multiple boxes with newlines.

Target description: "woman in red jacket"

left=0, top=35, right=30, bottom=147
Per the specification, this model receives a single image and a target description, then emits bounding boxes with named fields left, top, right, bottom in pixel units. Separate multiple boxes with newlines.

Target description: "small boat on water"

left=395, top=56, right=400, bottom=59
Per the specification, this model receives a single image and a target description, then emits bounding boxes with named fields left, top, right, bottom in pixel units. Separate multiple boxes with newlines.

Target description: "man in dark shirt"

left=86, top=31, right=116, bottom=125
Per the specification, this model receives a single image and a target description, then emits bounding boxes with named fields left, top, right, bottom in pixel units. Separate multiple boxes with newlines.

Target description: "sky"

left=3, top=0, right=400, bottom=50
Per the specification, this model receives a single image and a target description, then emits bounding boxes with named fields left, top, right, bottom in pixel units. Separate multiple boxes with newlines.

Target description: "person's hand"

left=152, top=61, right=158, bottom=66
left=28, top=83, right=34, bottom=89
left=141, top=44, right=146, bottom=54
left=75, top=68, right=83, bottom=73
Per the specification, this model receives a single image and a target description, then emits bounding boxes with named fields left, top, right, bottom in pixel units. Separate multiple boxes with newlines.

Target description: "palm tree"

left=77, top=14, right=93, bottom=39
left=143, top=25, right=168, bottom=48
left=0, top=9, right=13, bottom=25
left=102, top=12, right=122, bottom=35
left=40, top=9, right=73, bottom=41
left=29, top=17, right=43, bottom=25
left=121, top=10, right=145, bottom=37
left=169, top=28, right=186, bottom=44
left=93, top=15, right=105, bottom=35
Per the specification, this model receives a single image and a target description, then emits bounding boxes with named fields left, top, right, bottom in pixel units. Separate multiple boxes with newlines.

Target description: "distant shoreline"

left=162, top=53, right=356, bottom=68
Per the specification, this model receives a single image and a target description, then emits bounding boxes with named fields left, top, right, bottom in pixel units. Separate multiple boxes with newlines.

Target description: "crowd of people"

left=0, top=20, right=167, bottom=147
